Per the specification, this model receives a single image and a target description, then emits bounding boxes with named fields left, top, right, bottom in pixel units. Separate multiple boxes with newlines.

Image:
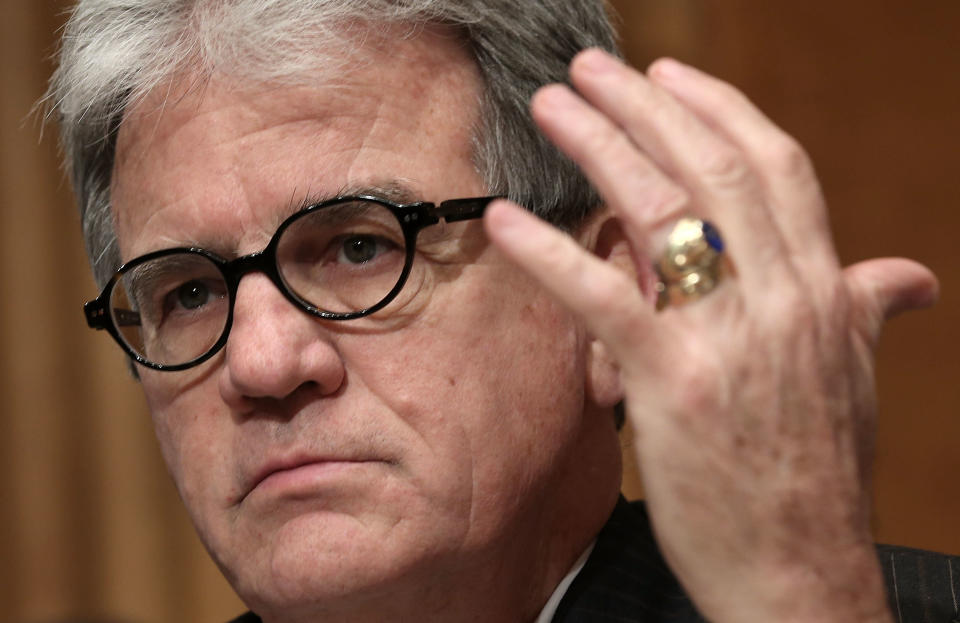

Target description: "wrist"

left=697, top=544, right=894, bottom=623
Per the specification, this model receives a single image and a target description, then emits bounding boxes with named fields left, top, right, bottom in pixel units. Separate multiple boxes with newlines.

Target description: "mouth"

left=239, top=456, right=381, bottom=505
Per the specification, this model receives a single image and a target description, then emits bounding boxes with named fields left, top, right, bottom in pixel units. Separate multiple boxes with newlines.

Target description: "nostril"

left=219, top=275, right=347, bottom=404
left=229, top=379, right=336, bottom=422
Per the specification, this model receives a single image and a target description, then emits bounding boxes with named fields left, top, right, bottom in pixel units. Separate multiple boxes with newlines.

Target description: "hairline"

left=48, top=1, right=618, bottom=288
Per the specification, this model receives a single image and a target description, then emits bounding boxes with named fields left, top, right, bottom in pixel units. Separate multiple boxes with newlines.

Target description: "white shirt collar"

left=534, top=541, right=595, bottom=623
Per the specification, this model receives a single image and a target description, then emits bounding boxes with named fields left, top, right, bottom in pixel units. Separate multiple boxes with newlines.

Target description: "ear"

left=575, top=209, right=640, bottom=411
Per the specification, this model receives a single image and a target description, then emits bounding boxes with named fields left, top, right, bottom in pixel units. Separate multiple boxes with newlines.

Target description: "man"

left=47, top=1, right=956, bottom=621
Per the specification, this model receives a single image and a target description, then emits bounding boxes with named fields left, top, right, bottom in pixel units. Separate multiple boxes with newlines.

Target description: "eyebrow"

left=290, top=180, right=423, bottom=214
left=130, top=181, right=427, bottom=262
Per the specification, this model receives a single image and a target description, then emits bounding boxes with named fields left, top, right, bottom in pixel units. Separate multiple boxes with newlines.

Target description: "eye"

left=337, top=235, right=393, bottom=265
left=175, top=280, right=212, bottom=310
left=160, top=277, right=226, bottom=320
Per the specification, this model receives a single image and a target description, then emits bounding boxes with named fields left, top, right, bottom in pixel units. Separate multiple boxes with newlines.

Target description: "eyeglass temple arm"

left=85, top=299, right=141, bottom=329
left=433, top=196, right=504, bottom=223
left=84, top=300, right=109, bottom=329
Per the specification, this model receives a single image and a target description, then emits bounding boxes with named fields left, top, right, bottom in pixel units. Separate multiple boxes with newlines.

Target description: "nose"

left=218, top=273, right=346, bottom=410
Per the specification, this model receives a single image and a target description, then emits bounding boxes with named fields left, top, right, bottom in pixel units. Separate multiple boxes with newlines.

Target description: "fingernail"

left=575, top=48, right=621, bottom=75
left=533, top=84, right=577, bottom=111
left=649, top=58, right=690, bottom=80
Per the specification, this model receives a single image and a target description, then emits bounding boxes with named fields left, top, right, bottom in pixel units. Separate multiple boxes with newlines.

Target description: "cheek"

left=142, top=374, right=238, bottom=511
left=356, top=269, right=587, bottom=510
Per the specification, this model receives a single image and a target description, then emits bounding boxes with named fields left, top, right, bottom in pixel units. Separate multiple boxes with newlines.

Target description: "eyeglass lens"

left=108, top=199, right=412, bottom=367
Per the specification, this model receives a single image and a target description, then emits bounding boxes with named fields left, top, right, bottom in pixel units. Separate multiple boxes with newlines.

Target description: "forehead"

left=110, top=25, right=484, bottom=259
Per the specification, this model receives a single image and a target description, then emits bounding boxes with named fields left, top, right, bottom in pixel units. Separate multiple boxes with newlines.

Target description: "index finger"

left=483, top=199, right=667, bottom=376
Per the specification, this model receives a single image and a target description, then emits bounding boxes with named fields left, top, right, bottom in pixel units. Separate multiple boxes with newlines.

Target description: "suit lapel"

left=552, top=498, right=706, bottom=622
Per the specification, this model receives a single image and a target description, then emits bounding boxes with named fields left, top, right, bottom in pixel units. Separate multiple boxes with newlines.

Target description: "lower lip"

left=254, top=461, right=375, bottom=497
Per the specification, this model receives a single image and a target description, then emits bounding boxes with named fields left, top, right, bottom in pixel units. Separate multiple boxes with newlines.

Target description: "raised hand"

left=485, top=49, right=937, bottom=623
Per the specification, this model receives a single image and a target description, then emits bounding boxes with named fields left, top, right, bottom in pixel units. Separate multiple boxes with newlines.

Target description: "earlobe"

left=578, top=211, right=637, bottom=410
left=585, top=337, right=623, bottom=409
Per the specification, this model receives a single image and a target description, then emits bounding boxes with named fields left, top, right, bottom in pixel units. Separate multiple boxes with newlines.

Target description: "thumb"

left=843, top=258, right=939, bottom=333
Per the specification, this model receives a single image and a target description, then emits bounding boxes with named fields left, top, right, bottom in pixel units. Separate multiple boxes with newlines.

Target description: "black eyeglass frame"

left=84, top=194, right=500, bottom=371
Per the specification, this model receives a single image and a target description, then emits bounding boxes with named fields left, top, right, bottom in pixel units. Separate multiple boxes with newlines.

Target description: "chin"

left=221, top=509, right=457, bottom=616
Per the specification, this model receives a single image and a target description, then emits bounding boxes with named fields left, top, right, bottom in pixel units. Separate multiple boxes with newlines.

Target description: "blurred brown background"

left=1, top=1, right=957, bottom=621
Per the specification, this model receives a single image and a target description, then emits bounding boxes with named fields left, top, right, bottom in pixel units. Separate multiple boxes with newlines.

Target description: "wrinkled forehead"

left=109, top=23, right=485, bottom=258
left=116, top=21, right=479, bottom=154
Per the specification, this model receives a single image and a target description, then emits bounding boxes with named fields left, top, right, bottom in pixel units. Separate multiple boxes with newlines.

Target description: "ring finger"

left=558, top=49, right=794, bottom=292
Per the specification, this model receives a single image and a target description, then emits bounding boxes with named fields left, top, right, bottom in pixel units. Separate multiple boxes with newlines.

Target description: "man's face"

left=110, top=27, right=618, bottom=619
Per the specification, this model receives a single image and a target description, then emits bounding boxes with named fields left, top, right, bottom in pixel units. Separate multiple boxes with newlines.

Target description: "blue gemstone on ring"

left=702, top=221, right=724, bottom=252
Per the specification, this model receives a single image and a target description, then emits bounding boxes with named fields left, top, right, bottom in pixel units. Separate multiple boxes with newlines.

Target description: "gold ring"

left=654, top=218, right=727, bottom=310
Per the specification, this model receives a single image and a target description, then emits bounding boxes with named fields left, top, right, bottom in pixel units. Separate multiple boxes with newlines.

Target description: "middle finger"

left=566, top=49, right=793, bottom=290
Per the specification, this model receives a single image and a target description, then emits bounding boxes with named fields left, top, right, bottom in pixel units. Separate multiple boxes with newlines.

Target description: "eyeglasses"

left=84, top=195, right=499, bottom=371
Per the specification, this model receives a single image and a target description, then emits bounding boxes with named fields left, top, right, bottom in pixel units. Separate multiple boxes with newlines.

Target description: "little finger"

left=568, top=49, right=792, bottom=292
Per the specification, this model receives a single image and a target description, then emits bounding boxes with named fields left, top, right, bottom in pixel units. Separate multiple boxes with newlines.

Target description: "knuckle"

left=698, top=145, right=752, bottom=189
left=589, top=281, right=637, bottom=327
left=665, top=337, right=726, bottom=412
left=643, top=92, right=676, bottom=124
left=539, top=234, right=579, bottom=274
left=579, top=121, right=629, bottom=162
left=646, top=187, right=691, bottom=224
left=718, top=80, right=751, bottom=106
left=761, top=133, right=814, bottom=180
left=705, top=77, right=758, bottom=120
left=674, top=359, right=724, bottom=416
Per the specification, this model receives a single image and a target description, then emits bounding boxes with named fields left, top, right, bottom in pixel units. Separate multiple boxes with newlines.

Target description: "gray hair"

left=47, top=0, right=619, bottom=288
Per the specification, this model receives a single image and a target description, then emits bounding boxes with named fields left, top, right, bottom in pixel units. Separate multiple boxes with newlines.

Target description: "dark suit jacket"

left=553, top=498, right=960, bottom=623
left=230, top=498, right=960, bottom=622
